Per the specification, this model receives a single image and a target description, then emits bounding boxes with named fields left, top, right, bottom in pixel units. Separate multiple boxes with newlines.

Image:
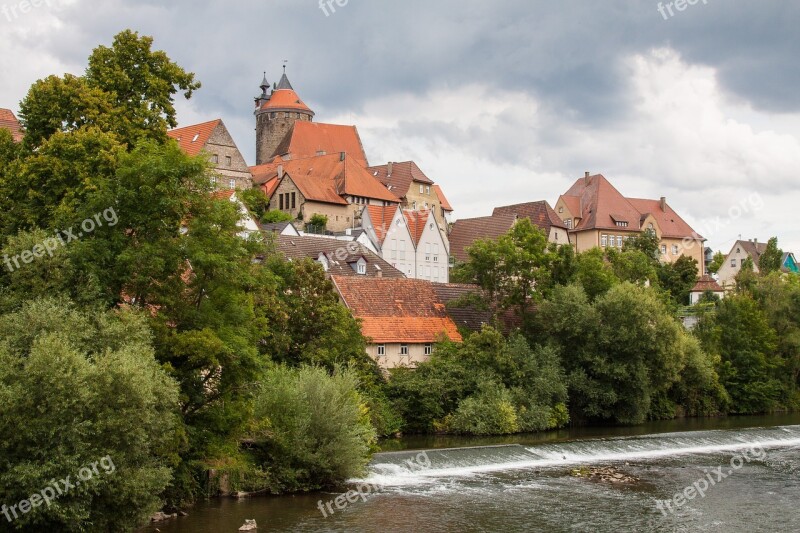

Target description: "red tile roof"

left=434, top=184, right=453, bottom=212
left=272, top=121, right=367, bottom=166
left=167, top=119, right=221, bottom=156
left=560, top=174, right=702, bottom=240
left=0, top=108, right=23, bottom=142
left=448, top=214, right=517, bottom=263
left=368, top=161, right=434, bottom=198
left=365, top=205, right=397, bottom=245
left=332, top=276, right=463, bottom=344
left=211, top=189, right=236, bottom=201
left=692, top=275, right=723, bottom=293
left=251, top=153, right=400, bottom=206
left=403, top=209, right=431, bottom=247
left=493, top=201, right=567, bottom=231
left=627, top=198, right=702, bottom=240
left=259, top=88, right=313, bottom=114
left=262, top=176, right=280, bottom=199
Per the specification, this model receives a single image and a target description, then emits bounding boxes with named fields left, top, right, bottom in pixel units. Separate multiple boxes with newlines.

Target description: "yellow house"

left=555, top=173, right=705, bottom=271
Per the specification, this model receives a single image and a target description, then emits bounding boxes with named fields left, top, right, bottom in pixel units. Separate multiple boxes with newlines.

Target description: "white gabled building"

left=361, top=205, right=449, bottom=283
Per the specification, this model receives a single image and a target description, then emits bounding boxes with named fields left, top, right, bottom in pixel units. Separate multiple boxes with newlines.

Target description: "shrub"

left=249, top=366, right=376, bottom=491
left=448, top=383, right=520, bottom=435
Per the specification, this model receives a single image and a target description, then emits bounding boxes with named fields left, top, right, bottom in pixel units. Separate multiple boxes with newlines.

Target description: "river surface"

left=139, top=414, right=800, bottom=532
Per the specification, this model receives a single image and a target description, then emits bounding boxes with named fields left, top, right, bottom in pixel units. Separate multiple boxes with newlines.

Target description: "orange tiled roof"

left=252, top=153, right=400, bottom=206
left=167, top=119, right=221, bottom=156
left=262, top=176, right=280, bottom=198
left=0, top=108, right=23, bottom=142
left=211, top=189, right=236, bottom=201
left=259, top=88, right=313, bottom=114
left=272, top=121, right=367, bottom=167
left=403, top=209, right=430, bottom=247
left=434, top=184, right=453, bottom=211
left=332, top=276, right=462, bottom=344
left=365, top=205, right=397, bottom=245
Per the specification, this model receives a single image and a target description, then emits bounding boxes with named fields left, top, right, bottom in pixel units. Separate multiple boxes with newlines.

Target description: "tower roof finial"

left=260, top=71, right=269, bottom=92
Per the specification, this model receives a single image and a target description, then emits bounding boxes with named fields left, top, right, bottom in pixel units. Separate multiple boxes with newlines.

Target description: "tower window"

left=225, top=156, right=232, bottom=166
left=291, top=192, right=296, bottom=209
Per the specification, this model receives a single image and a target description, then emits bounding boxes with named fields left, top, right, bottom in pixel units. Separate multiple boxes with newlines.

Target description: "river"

left=139, top=414, right=800, bottom=532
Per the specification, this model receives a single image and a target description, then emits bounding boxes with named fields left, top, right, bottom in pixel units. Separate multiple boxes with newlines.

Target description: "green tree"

left=696, top=295, right=782, bottom=413
left=759, top=237, right=783, bottom=274
left=574, top=248, right=617, bottom=301
left=262, top=210, right=294, bottom=224
left=0, top=299, right=182, bottom=531
left=659, top=255, right=699, bottom=305
left=238, top=188, right=271, bottom=222
left=306, top=213, right=329, bottom=233
left=707, top=251, right=726, bottom=275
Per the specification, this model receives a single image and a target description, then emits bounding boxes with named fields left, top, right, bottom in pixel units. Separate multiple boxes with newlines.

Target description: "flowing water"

left=140, top=415, right=800, bottom=532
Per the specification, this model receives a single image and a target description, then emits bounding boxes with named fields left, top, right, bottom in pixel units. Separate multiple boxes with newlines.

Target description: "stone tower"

left=254, top=69, right=315, bottom=165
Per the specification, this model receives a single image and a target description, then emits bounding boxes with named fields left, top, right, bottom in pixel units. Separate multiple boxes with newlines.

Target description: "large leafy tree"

left=0, top=299, right=181, bottom=531
left=659, top=255, right=699, bottom=305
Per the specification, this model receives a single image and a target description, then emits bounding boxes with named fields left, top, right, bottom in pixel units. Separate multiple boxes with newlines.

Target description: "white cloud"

left=326, top=48, right=800, bottom=254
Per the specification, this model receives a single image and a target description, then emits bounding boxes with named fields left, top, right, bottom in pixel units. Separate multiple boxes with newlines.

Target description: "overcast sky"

left=2, top=0, right=799, bottom=254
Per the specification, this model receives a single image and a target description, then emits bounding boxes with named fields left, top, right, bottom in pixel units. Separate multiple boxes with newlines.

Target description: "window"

left=225, top=155, right=232, bottom=166
left=433, top=267, right=439, bottom=281
left=424, top=344, right=432, bottom=356
left=601, top=235, right=608, bottom=247
left=210, top=176, right=217, bottom=186
left=399, top=240, right=406, bottom=260
left=731, top=259, right=737, bottom=268
left=279, top=194, right=284, bottom=210
left=291, top=192, right=296, bottom=209
left=559, top=206, right=564, bottom=213
left=616, top=221, right=628, bottom=227
left=270, top=112, right=276, bottom=119
left=357, top=262, right=366, bottom=275
left=425, top=266, right=431, bottom=279
left=212, top=154, right=219, bottom=164
left=426, top=186, right=431, bottom=195
left=433, top=243, right=439, bottom=262
left=672, top=245, right=679, bottom=255
left=565, top=219, right=572, bottom=229
left=400, top=344, right=409, bottom=356
left=390, top=239, right=397, bottom=260
left=424, top=202, right=429, bottom=209
left=229, top=179, right=236, bottom=190
left=377, top=345, right=385, bottom=357
left=419, top=185, right=424, bottom=193
left=425, top=243, right=431, bottom=261
left=412, top=201, right=417, bottom=210
left=661, top=244, right=667, bottom=255
left=616, top=236, right=623, bottom=248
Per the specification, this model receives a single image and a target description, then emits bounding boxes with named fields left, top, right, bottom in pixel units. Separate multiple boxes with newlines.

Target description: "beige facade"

left=368, top=342, right=432, bottom=369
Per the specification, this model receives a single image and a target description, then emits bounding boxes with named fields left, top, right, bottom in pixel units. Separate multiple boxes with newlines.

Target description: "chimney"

left=387, top=162, right=393, bottom=177
left=340, top=152, right=346, bottom=162
left=277, top=164, right=284, bottom=177
left=660, top=196, right=666, bottom=211
left=754, top=238, right=758, bottom=247
left=376, top=269, right=383, bottom=278
left=584, top=171, right=590, bottom=185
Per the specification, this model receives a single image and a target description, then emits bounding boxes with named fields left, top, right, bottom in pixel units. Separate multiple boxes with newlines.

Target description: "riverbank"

left=138, top=413, right=800, bottom=532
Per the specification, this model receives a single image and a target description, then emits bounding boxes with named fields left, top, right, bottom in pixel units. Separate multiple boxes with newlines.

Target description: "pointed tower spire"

left=259, top=72, right=269, bottom=94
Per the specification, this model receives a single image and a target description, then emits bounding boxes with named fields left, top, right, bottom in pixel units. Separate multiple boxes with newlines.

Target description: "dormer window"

left=192, top=133, right=199, bottom=142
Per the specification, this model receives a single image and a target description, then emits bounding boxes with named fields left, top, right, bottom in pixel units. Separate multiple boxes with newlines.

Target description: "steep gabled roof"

left=277, top=235, right=404, bottom=278
left=731, top=239, right=768, bottom=268
left=562, top=174, right=642, bottom=232
left=251, top=153, right=400, bottom=206
left=332, top=276, right=462, bottom=344
left=493, top=200, right=567, bottom=232
left=368, top=161, right=434, bottom=197
left=365, top=205, right=398, bottom=245
left=434, top=184, right=453, bottom=212
left=431, top=283, right=493, bottom=333
left=167, top=119, right=221, bottom=156
left=0, top=108, right=23, bottom=142
left=272, top=121, right=366, bottom=166
left=403, top=209, right=431, bottom=247
left=448, top=214, right=517, bottom=263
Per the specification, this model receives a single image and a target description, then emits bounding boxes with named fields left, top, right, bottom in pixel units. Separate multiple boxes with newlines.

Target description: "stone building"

left=167, top=119, right=252, bottom=190
left=254, top=71, right=315, bottom=166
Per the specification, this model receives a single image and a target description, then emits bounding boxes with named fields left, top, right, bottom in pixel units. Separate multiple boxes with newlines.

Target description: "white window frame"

left=377, top=344, right=385, bottom=356
left=400, top=344, right=409, bottom=356
left=424, top=343, right=432, bottom=356
left=601, top=235, right=608, bottom=247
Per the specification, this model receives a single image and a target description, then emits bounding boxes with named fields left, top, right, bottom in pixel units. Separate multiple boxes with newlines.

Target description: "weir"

left=361, top=425, right=800, bottom=487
